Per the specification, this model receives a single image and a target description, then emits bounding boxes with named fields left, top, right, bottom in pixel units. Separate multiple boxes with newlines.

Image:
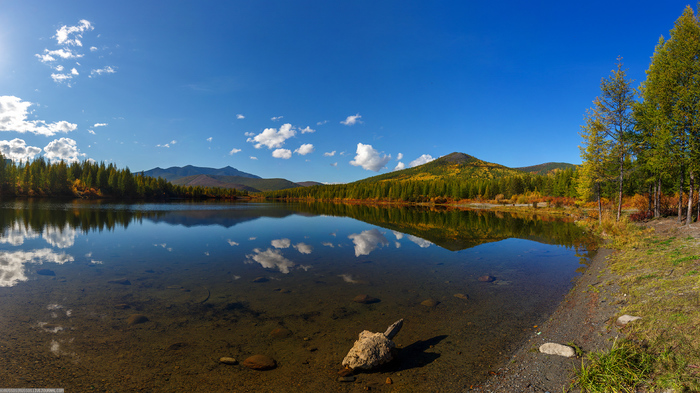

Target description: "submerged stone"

left=420, top=299, right=440, bottom=307
left=242, top=354, right=276, bottom=370
left=353, top=295, right=380, bottom=304
left=127, top=314, right=149, bottom=325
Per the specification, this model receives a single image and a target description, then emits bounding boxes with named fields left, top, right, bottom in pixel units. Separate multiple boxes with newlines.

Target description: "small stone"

left=616, top=314, right=642, bottom=326
left=478, top=275, right=496, bottom=282
left=539, top=343, right=575, bottom=358
left=126, top=314, right=149, bottom=325
left=337, top=368, right=354, bottom=377
left=108, top=278, right=131, bottom=285
left=453, top=293, right=469, bottom=300
left=167, top=342, right=187, bottom=350
left=386, top=377, right=393, bottom=384
left=37, top=269, right=56, bottom=276
left=242, top=354, right=276, bottom=370
left=270, top=327, right=292, bottom=338
left=337, top=376, right=356, bottom=382
left=252, top=277, right=269, bottom=283
left=420, top=299, right=440, bottom=307
left=353, top=295, right=380, bottom=304
left=219, top=357, right=238, bottom=365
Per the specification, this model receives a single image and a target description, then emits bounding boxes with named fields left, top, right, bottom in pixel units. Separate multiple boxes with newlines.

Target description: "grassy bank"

left=573, top=217, right=700, bottom=392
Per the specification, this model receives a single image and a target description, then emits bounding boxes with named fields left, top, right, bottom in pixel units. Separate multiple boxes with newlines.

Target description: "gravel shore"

left=469, top=247, right=621, bottom=392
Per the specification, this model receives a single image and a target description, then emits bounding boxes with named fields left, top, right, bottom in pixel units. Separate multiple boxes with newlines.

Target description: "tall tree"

left=596, top=57, right=636, bottom=221
left=579, top=108, right=610, bottom=225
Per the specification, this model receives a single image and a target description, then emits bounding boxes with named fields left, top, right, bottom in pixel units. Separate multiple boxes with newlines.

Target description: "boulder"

left=342, top=319, right=403, bottom=370
left=616, top=314, right=642, bottom=327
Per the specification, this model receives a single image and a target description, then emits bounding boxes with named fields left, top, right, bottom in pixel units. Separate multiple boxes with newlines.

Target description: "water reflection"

left=0, top=249, right=74, bottom=287
left=348, top=228, right=389, bottom=256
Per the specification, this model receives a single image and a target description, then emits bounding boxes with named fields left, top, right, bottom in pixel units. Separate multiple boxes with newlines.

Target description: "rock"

left=108, top=278, right=131, bottom=285
left=37, top=269, right=56, bottom=276
left=342, top=319, right=404, bottom=370
left=252, top=277, right=269, bottom=283
left=539, top=343, right=576, bottom=358
left=478, top=275, right=496, bottom=282
left=337, top=368, right=354, bottom=377
left=353, top=295, right=380, bottom=304
left=242, top=354, right=276, bottom=370
left=383, top=319, right=403, bottom=340
left=126, top=314, right=149, bottom=325
left=386, top=377, right=393, bottom=384
left=219, top=357, right=238, bottom=365
left=616, top=314, right=642, bottom=326
left=270, top=327, right=292, bottom=338
left=338, top=376, right=356, bottom=382
left=420, top=299, right=440, bottom=307
left=453, top=293, right=469, bottom=300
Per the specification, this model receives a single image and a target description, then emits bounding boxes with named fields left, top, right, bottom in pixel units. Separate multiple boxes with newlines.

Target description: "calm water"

left=0, top=200, right=593, bottom=392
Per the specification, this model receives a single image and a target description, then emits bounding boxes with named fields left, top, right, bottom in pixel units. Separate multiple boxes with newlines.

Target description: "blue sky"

left=0, top=1, right=695, bottom=183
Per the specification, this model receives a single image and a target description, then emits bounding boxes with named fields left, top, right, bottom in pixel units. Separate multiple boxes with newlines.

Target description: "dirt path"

left=468, top=247, right=622, bottom=392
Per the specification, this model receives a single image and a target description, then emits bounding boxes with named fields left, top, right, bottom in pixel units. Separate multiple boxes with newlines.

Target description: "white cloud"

left=300, top=126, right=315, bottom=134
left=348, top=229, right=388, bottom=257
left=71, top=68, right=79, bottom=75
left=350, top=143, right=390, bottom=172
left=35, top=48, right=83, bottom=63
left=293, top=243, right=313, bottom=254
left=250, top=156, right=257, bottom=160
left=90, top=46, right=98, bottom=52
left=245, top=248, right=296, bottom=274
left=397, top=153, right=403, bottom=160
left=271, top=238, right=291, bottom=249
left=206, top=137, right=213, bottom=142
left=227, top=239, right=239, bottom=246
left=55, top=65, right=64, bottom=72
left=410, top=154, right=436, bottom=167
left=394, top=162, right=405, bottom=171
left=54, top=20, right=93, bottom=46
left=157, top=140, right=177, bottom=148
left=317, top=120, right=328, bottom=126
left=43, top=138, right=84, bottom=163
left=244, top=132, right=255, bottom=137
left=90, top=66, right=116, bottom=77
left=229, top=148, right=241, bottom=155
left=271, top=116, right=283, bottom=122
left=235, top=114, right=245, bottom=120
left=88, top=130, right=95, bottom=135
left=51, top=73, right=73, bottom=84
left=272, top=148, right=292, bottom=159
left=341, top=113, right=362, bottom=126
left=0, top=139, right=42, bottom=162
left=324, top=151, right=336, bottom=157
left=93, top=123, right=108, bottom=127
left=247, top=123, right=296, bottom=149
left=294, top=143, right=314, bottom=155
left=0, top=96, right=77, bottom=136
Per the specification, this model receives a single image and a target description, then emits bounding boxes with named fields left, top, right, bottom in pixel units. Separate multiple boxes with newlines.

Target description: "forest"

left=0, top=156, right=246, bottom=200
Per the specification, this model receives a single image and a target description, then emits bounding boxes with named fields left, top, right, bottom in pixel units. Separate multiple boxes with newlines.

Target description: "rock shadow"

left=390, top=334, right=448, bottom=372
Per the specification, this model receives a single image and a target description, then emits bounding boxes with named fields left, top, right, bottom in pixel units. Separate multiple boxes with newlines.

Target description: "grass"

left=572, top=216, right=700, bottom=392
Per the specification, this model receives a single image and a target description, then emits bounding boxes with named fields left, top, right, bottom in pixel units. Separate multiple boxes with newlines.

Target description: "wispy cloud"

left=341, top=113, right=362, bottom=126
left=350, top=143, right=390, bottom=172
left=229, top=148, right=241, bottom=155
left=90, top=66, right=116, bottom=77
left=271, top=116, right=284, bottom=122
left=317, top=120, right=328, bottom=126
left=236, top=114, right=245, bottom=119
left=206, top=137, right=213, bottom=142
left=54, top=20, right=93, bottom=46
left=324, top=150, right=336, bottom=157
left=0, top=96, right=77, bottom=136
left=93, top=123, right=108, bottom=127
left=156, top=140, right=177, bottom=148
left=300, top=126, right=315, bottom=134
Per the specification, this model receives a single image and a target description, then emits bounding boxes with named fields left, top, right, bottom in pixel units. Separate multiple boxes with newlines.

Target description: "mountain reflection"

left=0, top=249, right=75, bottom=287
left=348, top=228, right=389, bottom=257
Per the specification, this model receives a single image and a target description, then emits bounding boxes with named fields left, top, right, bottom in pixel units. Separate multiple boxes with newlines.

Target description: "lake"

left=0, top=200, right=594, bottom=392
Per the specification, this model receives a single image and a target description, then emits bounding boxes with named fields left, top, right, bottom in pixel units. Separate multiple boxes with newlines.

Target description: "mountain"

left=171, top=175, right=304, bottom=192
left=142, top=165, right=260, bottom=182
left=355, top=152, right=525, bottom=184
left=515, top=162, right=576, bottom=175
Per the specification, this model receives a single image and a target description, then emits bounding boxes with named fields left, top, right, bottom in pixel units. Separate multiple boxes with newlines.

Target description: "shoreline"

left=469, top=247, right=622, bottom=392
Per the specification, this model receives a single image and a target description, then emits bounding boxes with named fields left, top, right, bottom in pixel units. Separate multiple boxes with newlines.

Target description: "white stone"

left=342, top=330, right=395, bottom=370
left=219, top=357, right=238, bottom=365
left=539, top=343, right=576, bottom=358
left=616, top=314, right=642, bottom=326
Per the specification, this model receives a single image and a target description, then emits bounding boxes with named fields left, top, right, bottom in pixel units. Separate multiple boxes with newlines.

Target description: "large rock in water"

left=342, top=319, right=403, bottom=370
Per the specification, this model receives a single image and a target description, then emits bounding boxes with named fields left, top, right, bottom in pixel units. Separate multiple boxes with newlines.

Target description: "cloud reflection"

left=293, top=242, right=313, bottom=254
left=407, top=235, right=433, bottom=248
left=271, top=238, right=291, bottom=249
left=348, top=229, right=389, bottom=257
left=0, top=249, right=75, bottom=287
left=245, top=248, right=296, bottom=274
left=0, top=223, right=40, bottom=246
left=43, top=224, right=77, bottom=248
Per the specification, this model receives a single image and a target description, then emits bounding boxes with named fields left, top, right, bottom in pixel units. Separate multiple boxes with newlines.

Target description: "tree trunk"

left=655, top=177, right=661, bottom=218
left=687, top=172, right=694, bottom=225
left=678, top=166, right=684, bottom=223
left=596, top=181, right=602, bottom=226
left=648, top=183, right=653, bottom=213
left=617, top=155, right=624, bottom=221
